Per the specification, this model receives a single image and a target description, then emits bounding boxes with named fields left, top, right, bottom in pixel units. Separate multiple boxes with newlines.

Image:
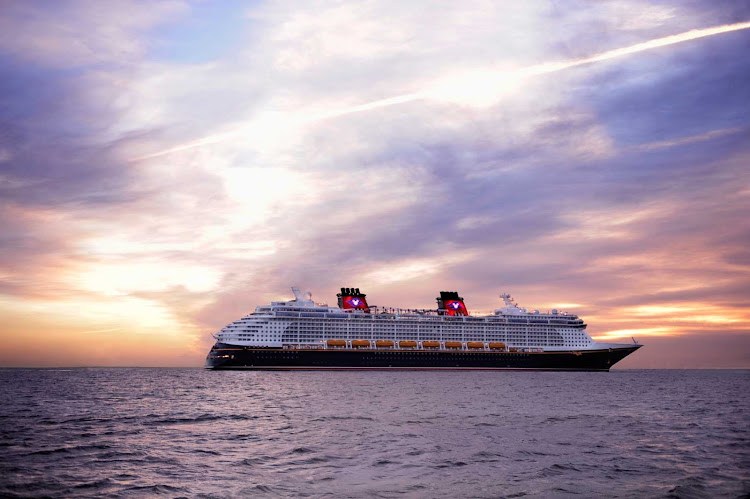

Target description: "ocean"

left=0, top=369, right=747, bottom=498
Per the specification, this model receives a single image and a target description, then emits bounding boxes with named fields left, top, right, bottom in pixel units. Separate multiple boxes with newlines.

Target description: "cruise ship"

left=205, top=287, right=641, bottom=371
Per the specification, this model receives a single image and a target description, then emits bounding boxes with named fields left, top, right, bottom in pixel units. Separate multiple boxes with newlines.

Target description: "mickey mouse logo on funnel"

left=337, top=287, right=370, bottom=313
left=437, top=291, right=468, bottom=316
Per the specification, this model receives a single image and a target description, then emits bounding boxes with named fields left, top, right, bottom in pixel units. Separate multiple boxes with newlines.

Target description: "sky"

left=0, top=0, right=748, bottom=368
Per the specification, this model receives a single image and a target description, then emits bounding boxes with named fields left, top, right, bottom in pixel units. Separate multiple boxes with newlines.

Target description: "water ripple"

left=0, top=369, right=747, bottom=497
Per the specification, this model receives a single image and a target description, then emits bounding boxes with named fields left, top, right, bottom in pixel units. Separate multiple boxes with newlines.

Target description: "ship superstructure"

left=206, top=287, right=641, bottom=370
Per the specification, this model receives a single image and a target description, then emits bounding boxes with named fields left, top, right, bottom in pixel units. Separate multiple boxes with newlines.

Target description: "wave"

left=122, top=484, right=189, bottom=495
left=29, top=447, right=70, bottom=456
left=310, top=415, right=375, bottom=422
left=537, top=463, right=582, bottom=478
left=72, top=478, right=117, bottom=490
left=1, top=369, right=747, bottom=498
left=241, top=456, right=276, bottom=467
left=433, top=460, right=468, bottom=469
left=666, top=476, right=710, bottom=499
left=373, top=459, right=399, bottom=466
left=143, top=413, right=258, bottom=425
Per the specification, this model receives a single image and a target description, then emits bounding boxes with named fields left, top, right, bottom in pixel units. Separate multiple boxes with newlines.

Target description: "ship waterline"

left=205, top=287, right=642, bottom=371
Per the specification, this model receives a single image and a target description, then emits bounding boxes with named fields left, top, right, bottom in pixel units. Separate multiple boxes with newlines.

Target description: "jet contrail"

left=519, top=21, right=750, bottom=77
left=134, top=21, right=750, bottom=161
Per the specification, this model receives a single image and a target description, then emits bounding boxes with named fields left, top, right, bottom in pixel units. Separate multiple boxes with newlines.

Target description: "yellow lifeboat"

left=351, top=340, right=371, bottom=348
left=376, top=340, right=394, bottom=348
left=398, top=340, right=417, bottom=348
left=326, top=339, right=346, bottom=347
left=467, top=342, right=484, bottom=349
left=445, top=341, right=462, bottom=349
left=489, top=342, right=506, bottom=350
left=422, top=341, right=440, bottom=348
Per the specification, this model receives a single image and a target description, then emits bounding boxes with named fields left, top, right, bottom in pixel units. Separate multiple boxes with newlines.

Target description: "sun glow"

left=424, top=67, right=523, bottom=107
left=624, top=304, right=744, bottom=323
left=364, top=251, right=478, bottom=285
left=76, top=262, right=220, bottom=295
left=1, top=294, right=182, bottom=334
left=594, top=327, right=678, bottom=341
left=552, top=303, right=584, bottom=309
left=221, top=166, right=316, bottom=229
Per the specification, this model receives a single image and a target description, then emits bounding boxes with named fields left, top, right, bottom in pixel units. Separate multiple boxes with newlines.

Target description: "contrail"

left=135, top=21, right=750, bottom=161
left=132, top=93, right=425, bottom=160
left=519, top=21, right=750, bottom=77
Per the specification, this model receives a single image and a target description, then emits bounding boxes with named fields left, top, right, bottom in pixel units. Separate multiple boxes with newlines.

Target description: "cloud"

left=0, top=1, right=189, bottom=68
left=634, top=127, right=743, bottom=151
left=0, top=0, right=748, bottom=367
left=136, top=18, right=750, bottom=159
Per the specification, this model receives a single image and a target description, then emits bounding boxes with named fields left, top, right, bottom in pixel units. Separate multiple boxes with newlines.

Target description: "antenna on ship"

left=500, top=293, right=515, bottom=307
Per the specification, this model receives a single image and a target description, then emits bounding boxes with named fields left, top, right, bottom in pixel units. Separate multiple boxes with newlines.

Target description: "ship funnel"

left=437, top=291, right=468, bottom=316
left=337, top=287, right=370, bottom=313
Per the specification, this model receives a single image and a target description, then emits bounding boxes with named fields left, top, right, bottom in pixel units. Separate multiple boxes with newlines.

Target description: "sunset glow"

left=0, top=2, right=748, bottom=368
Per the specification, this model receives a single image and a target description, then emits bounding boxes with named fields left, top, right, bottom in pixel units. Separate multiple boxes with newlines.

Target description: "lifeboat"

left=467, top=342, right=484, bottom=349
left=422, top=341, right=440, bottom=348
left=326, top=339, right=346, bottom=347
left=376, top=340, right=394, bottom=348
left=489, top=342, right=506, bottom=350
left=351, top=340, right=371, bottom=348
left=398, top=340, right=417, bottom=348
left=445, top=341, right=462, bottom=349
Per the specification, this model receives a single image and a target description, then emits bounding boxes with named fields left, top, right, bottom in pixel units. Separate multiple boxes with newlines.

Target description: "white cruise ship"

left=205, top=287, right=641, bottom=371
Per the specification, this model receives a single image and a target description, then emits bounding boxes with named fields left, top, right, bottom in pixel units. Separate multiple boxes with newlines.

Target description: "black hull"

left=205, top=344, right=641, bottom=371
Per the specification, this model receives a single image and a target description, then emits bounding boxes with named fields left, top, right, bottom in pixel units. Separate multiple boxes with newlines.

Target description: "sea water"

left=0, top=369, right=747, bottom=497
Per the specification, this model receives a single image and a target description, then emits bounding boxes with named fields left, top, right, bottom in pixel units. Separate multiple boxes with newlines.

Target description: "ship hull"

left=205, top=344, right=641, bottom=371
